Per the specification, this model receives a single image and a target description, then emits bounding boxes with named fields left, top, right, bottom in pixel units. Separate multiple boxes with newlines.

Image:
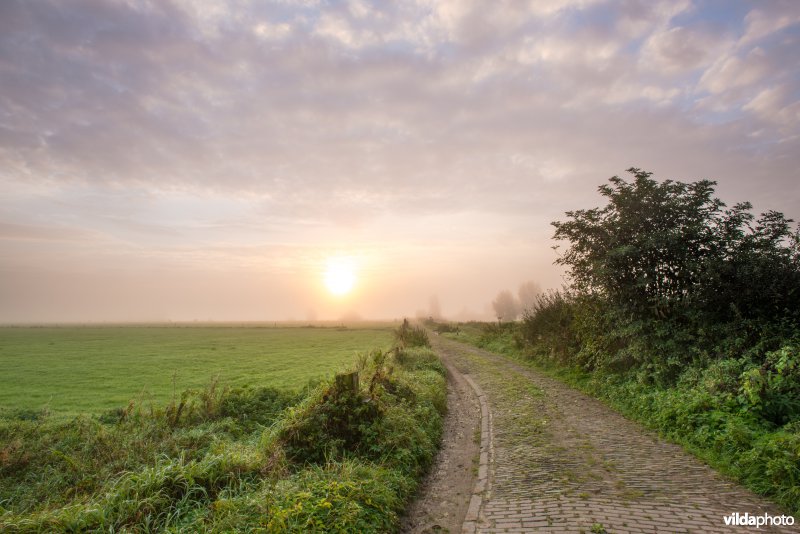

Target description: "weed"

left=393, top=319, right=430, bottom=349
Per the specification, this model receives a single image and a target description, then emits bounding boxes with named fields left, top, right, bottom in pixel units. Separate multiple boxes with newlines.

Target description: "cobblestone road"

left=431, top=336, right=796, bottom=534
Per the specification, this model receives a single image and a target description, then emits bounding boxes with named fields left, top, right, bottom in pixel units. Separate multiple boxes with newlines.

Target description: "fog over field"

left=1, top=0, right=799, bottom=322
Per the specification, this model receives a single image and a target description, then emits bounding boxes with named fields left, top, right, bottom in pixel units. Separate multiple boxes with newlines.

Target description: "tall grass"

left=0, top=347, right=446, bottom=532
left=392, top=318, right=430, bottom=348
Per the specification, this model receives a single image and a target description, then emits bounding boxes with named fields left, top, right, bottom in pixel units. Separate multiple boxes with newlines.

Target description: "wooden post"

left=335, top=371, right=359, bottom=393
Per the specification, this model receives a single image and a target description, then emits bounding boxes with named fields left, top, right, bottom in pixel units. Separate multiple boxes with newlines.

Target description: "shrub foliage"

left=552, top=168, right=800, bottom=325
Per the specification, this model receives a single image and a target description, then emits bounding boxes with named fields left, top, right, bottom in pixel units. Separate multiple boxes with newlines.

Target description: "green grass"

left=0, top=325, right=392, bottom=417
left=0, top=346, right=446, bottom=532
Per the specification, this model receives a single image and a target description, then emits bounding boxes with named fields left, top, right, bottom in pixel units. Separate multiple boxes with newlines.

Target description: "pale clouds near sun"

left=0, top=0, right=799, bottom=321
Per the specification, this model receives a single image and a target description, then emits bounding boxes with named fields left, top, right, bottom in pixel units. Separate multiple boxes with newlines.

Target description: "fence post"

left=335, top=371, right=359, bottom=393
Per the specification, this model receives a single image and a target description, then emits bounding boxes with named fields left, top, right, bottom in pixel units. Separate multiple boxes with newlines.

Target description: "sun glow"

left=324, top=257, right=356, bottom=296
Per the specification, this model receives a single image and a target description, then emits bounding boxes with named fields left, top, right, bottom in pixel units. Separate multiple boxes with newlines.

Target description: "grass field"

left=0, top=325, right=444, bottom=532
left=0, top=325, right=393, bottom=417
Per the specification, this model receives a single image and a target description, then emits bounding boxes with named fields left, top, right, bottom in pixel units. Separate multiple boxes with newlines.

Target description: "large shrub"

left=552, top=168, right=800, bottom=326
left=545, top=168, right=800, bottom=378
left=520, top=289, right=579, bottom=363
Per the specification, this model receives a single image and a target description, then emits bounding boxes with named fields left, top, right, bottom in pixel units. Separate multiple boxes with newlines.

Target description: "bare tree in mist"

left=517, top=281, right=542, bottom=315
left=492, top=290, right=519, bottom=322
left=428, top=295, right=442, bottom=319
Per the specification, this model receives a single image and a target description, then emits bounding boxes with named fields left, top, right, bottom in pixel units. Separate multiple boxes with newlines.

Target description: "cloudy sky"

left=1, top=0, right=799, bottom=322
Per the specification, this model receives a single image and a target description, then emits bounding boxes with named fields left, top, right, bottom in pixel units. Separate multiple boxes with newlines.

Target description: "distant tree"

left=492, top=290, right=519, bottom=322
left=517, top=281, right=542, bottom=314
left=428, top=295, right=442, bottom=320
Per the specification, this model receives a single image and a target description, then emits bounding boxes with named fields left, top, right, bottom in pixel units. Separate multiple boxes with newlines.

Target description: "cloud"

left=0, top=221, right=93, bottom=242
left=640, top=25, right=732, bottom=74
left=1, top=0, right=799, bottom=320
left=744, top=84, right=800, bottom=125
left=699, top=47, right=771, bottom=94
left=739, top=2, right=800, bottom=46
left=2, top=0, right=793, bottom=200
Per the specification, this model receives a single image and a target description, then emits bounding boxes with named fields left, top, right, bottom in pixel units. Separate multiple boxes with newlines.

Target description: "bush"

left=276, top=379, right=382, bottom=465
left=275, top=348, right=445, bottom=471
left=393, top=318, right=430, bottom=348
left=422, top=318, right=460, bottom=334
left=520, top=289, right=578, bottom=363
left=553, top=168, right=800, bottom=326
left=739, top=344, right=800, bottom=426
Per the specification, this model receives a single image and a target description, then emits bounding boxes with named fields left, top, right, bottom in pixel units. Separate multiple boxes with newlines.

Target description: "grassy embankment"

left=443, top=320, right=799, bottom=516
left=0, top=324, right=444, bottom=532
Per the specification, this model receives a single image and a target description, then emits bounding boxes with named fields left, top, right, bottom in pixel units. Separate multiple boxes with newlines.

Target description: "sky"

left=1, top=0, right=799, bottom=322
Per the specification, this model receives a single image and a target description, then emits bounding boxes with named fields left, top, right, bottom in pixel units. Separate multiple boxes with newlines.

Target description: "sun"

left=324, top=257, right=356, bottom=296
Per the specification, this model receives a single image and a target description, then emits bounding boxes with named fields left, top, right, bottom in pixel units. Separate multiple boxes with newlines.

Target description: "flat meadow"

left=0, top=323, right=445, bottom=532
left=0, top=324, right=393, bottom=417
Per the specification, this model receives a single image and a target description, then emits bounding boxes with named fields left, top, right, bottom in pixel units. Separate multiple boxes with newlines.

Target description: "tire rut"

left=402, top=344, right=481, bottom=534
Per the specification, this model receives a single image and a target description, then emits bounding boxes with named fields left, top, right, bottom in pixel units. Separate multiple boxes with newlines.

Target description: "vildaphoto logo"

left=723, top=512, right=795, bottom=529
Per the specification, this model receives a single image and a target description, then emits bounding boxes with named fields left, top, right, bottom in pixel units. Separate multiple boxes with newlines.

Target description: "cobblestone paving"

left=432, top=337, right=797, bottom=534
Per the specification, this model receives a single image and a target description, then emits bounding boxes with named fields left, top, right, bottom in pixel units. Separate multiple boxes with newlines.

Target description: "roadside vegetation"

left=393, top=318, right=430, bottom=348
left=450, top=169, right=800, bottom=515
left=0, top=325, right=444, bottom=532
